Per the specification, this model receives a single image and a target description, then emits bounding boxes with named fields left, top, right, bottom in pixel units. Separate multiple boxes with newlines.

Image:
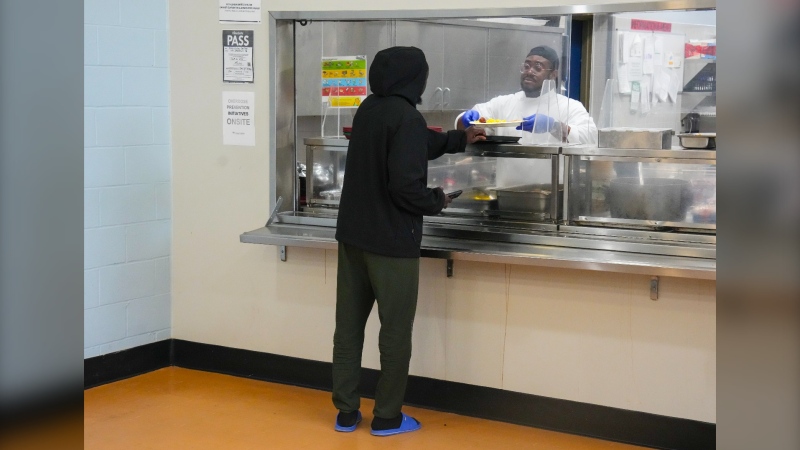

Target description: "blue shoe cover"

left=334, top=411, right=362, bottom=432
left=370, top=413, right=421, bottom=436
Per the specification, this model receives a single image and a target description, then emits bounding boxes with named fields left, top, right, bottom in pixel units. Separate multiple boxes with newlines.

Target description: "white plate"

left=469, top=120, right=524, bottom=128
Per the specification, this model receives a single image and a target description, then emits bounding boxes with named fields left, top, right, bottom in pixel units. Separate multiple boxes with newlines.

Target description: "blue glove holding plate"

left=516, top=114, right=556, bottom=133
left=461, top=110, right=481, bottom=129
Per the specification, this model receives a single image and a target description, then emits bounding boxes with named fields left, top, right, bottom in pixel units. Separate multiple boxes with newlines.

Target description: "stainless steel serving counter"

left=240, top=222, right=715, bottom=279
left=245, top=139, right=716, bottom=280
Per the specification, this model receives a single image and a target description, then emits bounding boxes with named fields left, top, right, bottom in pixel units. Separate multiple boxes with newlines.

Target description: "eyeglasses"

left=520, top=62, right=553, bottom=74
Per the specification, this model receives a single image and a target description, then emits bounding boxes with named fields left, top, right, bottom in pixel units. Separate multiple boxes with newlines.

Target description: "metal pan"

left=677, top=133, right=716, bottom=149
left=496, top=184, right=563, bottom=216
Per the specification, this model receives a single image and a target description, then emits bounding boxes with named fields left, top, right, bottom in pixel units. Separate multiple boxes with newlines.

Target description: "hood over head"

left=368, top=46, right=429, bottom=105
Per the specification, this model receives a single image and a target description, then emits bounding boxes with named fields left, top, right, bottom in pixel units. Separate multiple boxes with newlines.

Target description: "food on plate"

left=469, top=117, right=523, bottom=126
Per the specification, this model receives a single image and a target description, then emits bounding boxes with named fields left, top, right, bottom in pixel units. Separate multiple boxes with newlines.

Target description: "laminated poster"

left=222, top=30, right=254, bottom=83
left=322, top=56, right=368, bottom=108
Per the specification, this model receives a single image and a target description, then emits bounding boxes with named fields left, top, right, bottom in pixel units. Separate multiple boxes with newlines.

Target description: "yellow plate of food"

left=469, top=118, right=524, bottom=128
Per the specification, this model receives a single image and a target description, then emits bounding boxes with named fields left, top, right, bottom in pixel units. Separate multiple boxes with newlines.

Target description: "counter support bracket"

left=650, top=276, right=659, bottom=300
left=266, top=196, right=284, bottom=227
left=279, top=245, right=287, bottom=262
left=446, top=259, right=454, bottom=278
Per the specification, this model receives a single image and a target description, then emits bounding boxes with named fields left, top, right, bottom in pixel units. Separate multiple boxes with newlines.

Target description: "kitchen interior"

left=245, top=4, right=717, bottom=281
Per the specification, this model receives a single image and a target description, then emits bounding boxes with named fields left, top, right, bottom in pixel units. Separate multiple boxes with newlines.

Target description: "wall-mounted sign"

left=222, top=91, right=255, bottom=146
left=219, top=0, right=261, bottom=23
left=223, top=30, right=254, bottom=83
left=321, top=56, right=367, bottom=108
left=630, top=19, right=672, bottom=33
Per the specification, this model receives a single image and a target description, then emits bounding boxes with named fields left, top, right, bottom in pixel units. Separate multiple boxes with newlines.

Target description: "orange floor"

left=84, top=367, right=647, bottom=449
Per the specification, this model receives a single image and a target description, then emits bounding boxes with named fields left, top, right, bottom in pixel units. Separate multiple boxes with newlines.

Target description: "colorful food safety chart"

left=321, top=56, right=367, bottom=108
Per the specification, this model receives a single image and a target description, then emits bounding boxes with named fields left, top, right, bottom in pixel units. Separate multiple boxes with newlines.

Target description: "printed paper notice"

left=630, top=81, right=640, bottom=112
left=668, top=71, right=680, bottom=102
left=654, top=37, right=665, bottom=66
left=620, top=32, right=632, bottom=63
left=223, top=91, right=255, bottom=146
left=219, top=0, right=261, bottom=23
left=617, top=64, right=631, bottom=94
left=640, top=80, right=651, bottom=114
left=666, top=52, right=682, bottom=68
left=643, top=36, right=655, bottom=74
left=654, top=70, right=670, bottom=102
left=630, top=35, right=644, bottom=58
left=627, top=58, right=643, bottom=81
left=223, top=30, right=254, bottom=83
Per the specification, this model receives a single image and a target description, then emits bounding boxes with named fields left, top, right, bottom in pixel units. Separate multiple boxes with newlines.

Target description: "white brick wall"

left=84, top=0, right=171, bottom=358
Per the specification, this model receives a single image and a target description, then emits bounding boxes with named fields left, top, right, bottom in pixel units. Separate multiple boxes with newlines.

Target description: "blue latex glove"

left=516, top=114, right=556, bottom=133
left=461, top=110, right=481, bottom=128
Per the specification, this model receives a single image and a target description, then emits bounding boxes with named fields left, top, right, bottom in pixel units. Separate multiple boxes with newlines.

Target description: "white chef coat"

left=456, top=91, right=598, bottom=187
left=456, top=91, right=597, bottom=143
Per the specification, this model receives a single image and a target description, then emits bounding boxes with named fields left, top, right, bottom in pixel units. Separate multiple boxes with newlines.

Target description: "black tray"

left=475, top=135, right=521, bottom=144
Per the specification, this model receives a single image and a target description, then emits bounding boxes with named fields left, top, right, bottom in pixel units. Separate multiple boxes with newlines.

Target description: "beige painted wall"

left=169, top=0, right=715, bottom=423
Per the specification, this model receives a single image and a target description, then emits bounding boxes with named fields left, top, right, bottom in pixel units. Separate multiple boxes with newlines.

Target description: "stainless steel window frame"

left=267, top=0, right=716, bottom=216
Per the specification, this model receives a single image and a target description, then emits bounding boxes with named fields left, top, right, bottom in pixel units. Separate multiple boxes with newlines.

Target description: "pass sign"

left=226, top=32, right=250, bottom=47
left=223, top=30, right=254, bottom=83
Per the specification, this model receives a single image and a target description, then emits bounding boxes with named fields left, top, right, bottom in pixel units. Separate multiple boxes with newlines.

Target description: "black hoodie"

left=335, top=46, right=468, bottom=258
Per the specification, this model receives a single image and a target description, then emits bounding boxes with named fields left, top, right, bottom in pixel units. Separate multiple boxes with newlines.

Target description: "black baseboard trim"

left=86, top=339, right=715, bottom=450
left=172, top=339, right=714, bottom=450
left=84, top=339, right=172, bottom=389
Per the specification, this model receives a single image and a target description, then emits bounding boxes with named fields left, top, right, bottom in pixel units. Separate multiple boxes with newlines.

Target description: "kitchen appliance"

left=681, top=113, right=701, bottom=133
left=306, top=139, right=347, bottom=208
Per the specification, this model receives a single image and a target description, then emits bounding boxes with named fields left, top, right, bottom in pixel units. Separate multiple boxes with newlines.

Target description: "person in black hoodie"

left=332, top=46, right=485, bottom=436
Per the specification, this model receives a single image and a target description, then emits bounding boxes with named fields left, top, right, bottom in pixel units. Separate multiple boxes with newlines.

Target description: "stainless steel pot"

left=607, top=177, right=692, bottom=222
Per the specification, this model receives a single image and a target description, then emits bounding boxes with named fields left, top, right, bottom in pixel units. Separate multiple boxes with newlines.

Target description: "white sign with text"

left=222, top=91, right=255, bottom=146
left=219, top=0, right=261, bottom=23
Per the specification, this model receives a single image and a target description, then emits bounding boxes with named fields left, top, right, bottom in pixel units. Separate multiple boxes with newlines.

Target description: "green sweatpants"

left=332, top=242, right=420, bottom=419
